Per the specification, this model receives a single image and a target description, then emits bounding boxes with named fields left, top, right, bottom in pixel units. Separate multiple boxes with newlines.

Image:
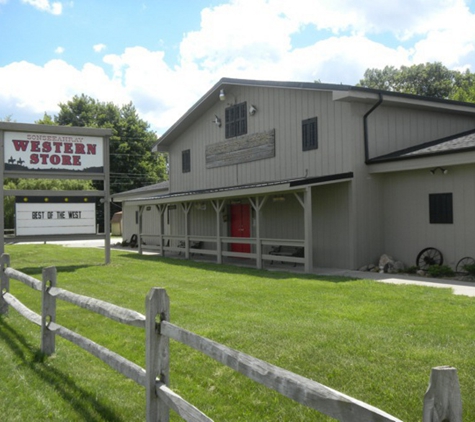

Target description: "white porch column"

left=249, top=196, right=267, bottom=269
left=156, top=205, right=166, bottom=256
left=181, top=203, right=192, bottom=259
left=138, top=206, right=145, bottom=255
left=212, top=200, right=225, bottom=264
left=304, top=187, right=313, bottom=273
left=294, top=188, right=313, bottom=273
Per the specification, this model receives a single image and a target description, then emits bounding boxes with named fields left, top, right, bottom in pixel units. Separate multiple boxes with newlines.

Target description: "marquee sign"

left=1, top=121, right=112, bottom=263
left=4, top=131, right=103, bottom=173
left=15, top=197, right=96, bottom=236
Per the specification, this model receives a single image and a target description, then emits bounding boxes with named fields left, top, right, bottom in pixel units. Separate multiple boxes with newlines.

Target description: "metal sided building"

left=114, top=78, right=475, bottom=272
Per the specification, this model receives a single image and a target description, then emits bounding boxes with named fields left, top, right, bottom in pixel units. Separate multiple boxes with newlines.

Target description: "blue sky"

left=1, top=0, right=475, bottom=134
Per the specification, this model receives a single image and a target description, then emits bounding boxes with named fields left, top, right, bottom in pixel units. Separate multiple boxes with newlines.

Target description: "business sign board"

left=15, top=197, right=96, bottom=236
left=4, top=131, right=103, bottom=174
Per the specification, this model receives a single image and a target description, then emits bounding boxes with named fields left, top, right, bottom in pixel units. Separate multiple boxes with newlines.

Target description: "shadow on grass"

left=13, top=264, right=104, bottom=279
left=114, top=250, right=356, bottom=283
left=0, top=317, right=126, bottom=422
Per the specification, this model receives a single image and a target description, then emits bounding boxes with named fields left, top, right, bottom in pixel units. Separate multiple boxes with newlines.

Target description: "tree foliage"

left=37, top=94, right=168, bottom=194
left=357, top=62, right=475, bottom=101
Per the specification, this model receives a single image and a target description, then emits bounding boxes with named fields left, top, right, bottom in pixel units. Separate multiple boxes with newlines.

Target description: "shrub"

left=463, top=263, right=475, bottom=276
left=427, top=264, right=455, bottom=278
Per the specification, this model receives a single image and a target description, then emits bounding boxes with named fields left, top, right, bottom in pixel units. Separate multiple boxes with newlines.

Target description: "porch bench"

left=269, top=245, right=304, bottom=266
left=177, top=241, right=203, bottom=256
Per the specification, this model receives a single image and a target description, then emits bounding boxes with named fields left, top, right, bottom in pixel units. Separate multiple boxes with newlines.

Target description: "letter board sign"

left=15, top=197, right=96, bottom=236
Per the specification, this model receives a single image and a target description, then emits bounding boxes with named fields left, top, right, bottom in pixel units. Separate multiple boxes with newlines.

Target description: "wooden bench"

left=177, top=241, right=203, bottom=256
left=269, top=246, right=304, bottom=266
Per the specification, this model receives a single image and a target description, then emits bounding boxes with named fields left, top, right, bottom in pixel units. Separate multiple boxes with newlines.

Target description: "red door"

left=230, top=204, right=251, bottom=253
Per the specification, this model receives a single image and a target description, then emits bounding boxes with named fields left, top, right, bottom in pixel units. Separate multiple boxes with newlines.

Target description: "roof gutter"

left=363, top=93, right=383, bottom=163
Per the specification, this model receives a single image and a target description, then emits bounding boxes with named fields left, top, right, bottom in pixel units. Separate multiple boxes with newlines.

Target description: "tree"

left=357, top=62, right=475, bottom=101
left=451, top=69, right=475, bottom=103
left=37, top=95, right=168, bottom=194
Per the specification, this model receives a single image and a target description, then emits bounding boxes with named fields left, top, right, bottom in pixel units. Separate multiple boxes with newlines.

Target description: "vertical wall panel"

left=312, top=182, right=351, bottom=268
left=167, top=86, right=356, bottom=194
left=381, top=165, right=475, bottom=269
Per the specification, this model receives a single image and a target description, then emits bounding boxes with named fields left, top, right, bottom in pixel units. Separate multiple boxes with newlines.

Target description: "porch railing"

left=138, top=235, right=306, bottom=267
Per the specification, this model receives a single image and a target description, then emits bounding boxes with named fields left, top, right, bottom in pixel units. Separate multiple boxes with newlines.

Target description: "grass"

left=1, top=244, right=475, bottom=421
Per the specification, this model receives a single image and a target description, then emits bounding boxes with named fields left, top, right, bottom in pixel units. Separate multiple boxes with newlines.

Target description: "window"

left=225, top=102, right=247, bottom=138
left=429, top=193, right=453, bottom=224
left=302, top=117, right=318, bottom=151
left=182, top=149, right=190, bottom=173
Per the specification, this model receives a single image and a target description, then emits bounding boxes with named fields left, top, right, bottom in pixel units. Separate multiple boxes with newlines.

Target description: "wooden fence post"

left=146, top=288, right=170, bottom=422
left=41, top=266, right=57, bottom=355
left=423, top=366, right=462, bottom=422
left=0, top=254, right=10, bottom=315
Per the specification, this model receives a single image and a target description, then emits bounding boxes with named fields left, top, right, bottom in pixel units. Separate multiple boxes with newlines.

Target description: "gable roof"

left=152, top=77, right=475, bottom=151
left=367, top=128, right=475, bottom=164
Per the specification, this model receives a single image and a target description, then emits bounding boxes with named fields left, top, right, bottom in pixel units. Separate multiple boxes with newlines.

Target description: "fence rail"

left=0, top=253, right=462, bottom=421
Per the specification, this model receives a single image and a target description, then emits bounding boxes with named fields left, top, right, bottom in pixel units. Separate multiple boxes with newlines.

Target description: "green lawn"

left=1, top=244, right=475, bottom=421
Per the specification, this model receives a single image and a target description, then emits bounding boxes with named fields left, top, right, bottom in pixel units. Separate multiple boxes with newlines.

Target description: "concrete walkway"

left=46, top=238, right=475, bottom=297
left=316, top=267, right=475, bottom=297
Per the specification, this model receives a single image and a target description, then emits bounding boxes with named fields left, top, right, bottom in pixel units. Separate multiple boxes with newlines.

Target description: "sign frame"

left=15, top=196, right=97, bottom=236
left=0, top=122, right=113, bottom=264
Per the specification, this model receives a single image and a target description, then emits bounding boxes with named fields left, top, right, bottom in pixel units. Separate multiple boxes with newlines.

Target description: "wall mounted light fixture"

left=430, top=167, right=448, bottom=175
left=249, top=105, right=257, bottom=116
left=213, top=115, right=221, bottom=127
left=219, top=89, right=236, bottom=104
left=272, top=195, right=285, bottom=202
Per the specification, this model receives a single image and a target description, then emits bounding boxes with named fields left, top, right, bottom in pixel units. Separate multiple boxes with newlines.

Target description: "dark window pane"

left=225, top=102, right=247, bottom=139
left=302, top=117, right=318, bottom=151
left=182, top=149, right=191, bottom=173
left=429, top=193, right=453, bottom=224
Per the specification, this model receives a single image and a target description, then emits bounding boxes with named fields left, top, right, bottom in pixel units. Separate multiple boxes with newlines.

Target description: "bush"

left=427, top=264, right=455, bottom=278
left=463, top=263, right=475, bottom=276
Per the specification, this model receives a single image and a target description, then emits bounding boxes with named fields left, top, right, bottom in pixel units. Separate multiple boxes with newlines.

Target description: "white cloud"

left=93, top=44, right=107, bottom=53
left=180, top=0, right=295, bottom=69
left=22, top=0, right=63, bottom=15
left=55, top=46, right=65, bottom=54
left=0, top=60, right=127, bottom=122
left=103, top=46, right=212, bottom=131
left=269, top=0, right=469, bottom=39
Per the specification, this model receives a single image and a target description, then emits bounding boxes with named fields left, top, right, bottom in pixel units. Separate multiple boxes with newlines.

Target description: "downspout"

left=363, top=93, right=383, bottom=163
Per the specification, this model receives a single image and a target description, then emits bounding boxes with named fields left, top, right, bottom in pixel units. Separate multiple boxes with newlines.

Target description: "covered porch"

left=131, top=174, right=353, bottom=273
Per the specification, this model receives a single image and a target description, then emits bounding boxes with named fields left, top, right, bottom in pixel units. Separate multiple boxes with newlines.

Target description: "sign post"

left=0, top=122, right=113, bottom=264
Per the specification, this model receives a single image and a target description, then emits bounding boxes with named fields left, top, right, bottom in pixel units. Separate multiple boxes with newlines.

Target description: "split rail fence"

left=0, top=253, right=462, bottom=421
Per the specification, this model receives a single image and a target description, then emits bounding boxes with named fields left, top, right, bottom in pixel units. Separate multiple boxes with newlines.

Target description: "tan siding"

left=168, top=87, right=355, bottom=193
left=261, top=195, right=304, bottom=239
left=122, top=204, right=138, bottom=242
left=312, top=182, right=351, bottom=268
left=381, top=165, right=475, bottom=269
left=368, top=106, right=475, bottom=158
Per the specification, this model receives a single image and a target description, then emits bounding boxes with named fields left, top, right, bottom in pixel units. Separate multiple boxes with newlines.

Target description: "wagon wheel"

left=456, top=256, right=475, bottom=275
left=416, top=247, right=443, bottom=270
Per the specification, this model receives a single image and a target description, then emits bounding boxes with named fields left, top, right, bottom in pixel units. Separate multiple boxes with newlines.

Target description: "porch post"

left=181, top=203, right=192, bottom=259
left=138, top=206, right=144, bottom=255
left=303, top=187, right=313, bottom=273
left=156, top=205, right=165, bottom=256
left=249, top=196, right=267, bottom=270
left=212, top=200, right=225, bottom=264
